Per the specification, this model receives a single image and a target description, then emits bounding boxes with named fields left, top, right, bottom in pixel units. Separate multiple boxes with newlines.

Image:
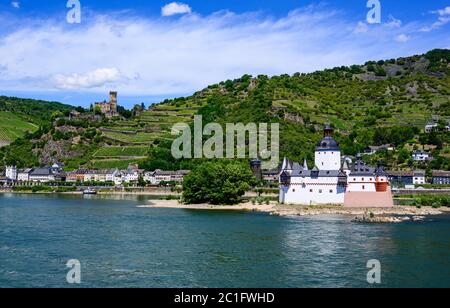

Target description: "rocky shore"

left=138, top=200, right=450, bottom=223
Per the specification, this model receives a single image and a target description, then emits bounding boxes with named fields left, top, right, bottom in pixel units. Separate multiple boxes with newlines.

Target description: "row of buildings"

left=388, top=170, right=450, bottom=186
left=1, top=163, right=190, bottom=186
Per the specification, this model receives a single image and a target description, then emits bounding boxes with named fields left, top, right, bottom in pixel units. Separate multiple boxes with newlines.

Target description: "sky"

left=0, top=0, right=449, bottom=108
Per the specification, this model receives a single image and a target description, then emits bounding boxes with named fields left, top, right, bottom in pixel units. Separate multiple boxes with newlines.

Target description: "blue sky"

left=0, top=0, right=449, bottom=108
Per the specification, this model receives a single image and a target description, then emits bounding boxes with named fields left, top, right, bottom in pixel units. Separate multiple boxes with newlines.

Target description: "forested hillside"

left=1, top=49, right=449, bottom=172
left=0, top=96, right=74, bottom=146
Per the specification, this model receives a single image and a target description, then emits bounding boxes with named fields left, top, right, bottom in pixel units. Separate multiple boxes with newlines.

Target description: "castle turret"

left=109, top=91, right=118, bottom=112
left=375, top=162, right=389, bottom=192
left=250, top=159, right=262, bottom=181
left=315, top=124, right=341, bottom=170
left=303, top=159, right=309, bottom=170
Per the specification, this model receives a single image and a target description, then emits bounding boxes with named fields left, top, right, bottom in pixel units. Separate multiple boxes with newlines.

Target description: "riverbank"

left=138, top=200, right=450, bottom=218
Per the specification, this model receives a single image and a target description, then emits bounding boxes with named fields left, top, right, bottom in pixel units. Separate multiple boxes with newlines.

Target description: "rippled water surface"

left=0, top=193, right=449, bottom=288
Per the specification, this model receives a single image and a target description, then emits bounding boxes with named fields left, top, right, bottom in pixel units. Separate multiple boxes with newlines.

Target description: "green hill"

left=0, top=111, right=39, bottom=145
left=1, top=49, right=449, bottom=171
left=0, top=96, right=74, bottom=147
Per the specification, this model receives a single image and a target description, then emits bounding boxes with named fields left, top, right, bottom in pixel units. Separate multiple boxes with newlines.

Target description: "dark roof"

left=375, top=164, right=388, bottom=177
left=351, top=160, right=375, bottom=176
left=30, top=168, right=53, bottom=176
left=316, top=136, right=340, bottom=151
left=413, top=150, right=429, bottom=155
left=432, top=171, right=450, bottom=177
left=388, top=171, right=413, bottom=177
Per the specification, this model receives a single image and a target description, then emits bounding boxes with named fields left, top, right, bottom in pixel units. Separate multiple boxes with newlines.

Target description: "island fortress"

left=279, top=125, right=394, bottom=208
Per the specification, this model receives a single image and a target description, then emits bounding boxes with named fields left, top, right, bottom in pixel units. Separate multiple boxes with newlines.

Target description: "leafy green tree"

left=182, top=161, right=256, bottom=205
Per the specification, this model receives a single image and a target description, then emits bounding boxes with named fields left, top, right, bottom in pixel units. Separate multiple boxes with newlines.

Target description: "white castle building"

left=279, top=125, right=393, bottom=208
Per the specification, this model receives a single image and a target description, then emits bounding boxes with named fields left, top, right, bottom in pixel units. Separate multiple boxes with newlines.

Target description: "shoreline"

left=138, top=200, right=450, bottom=218
left=3, top=191, right=449, bottom=220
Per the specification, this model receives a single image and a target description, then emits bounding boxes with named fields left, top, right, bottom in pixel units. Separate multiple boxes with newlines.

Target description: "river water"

left=0, top=193, right=449, bottom=288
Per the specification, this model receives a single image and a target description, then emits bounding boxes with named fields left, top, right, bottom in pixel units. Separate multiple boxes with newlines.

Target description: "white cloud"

left=11, top=1, right=20, bottom=9
left=436, top=6, right=450, bottom=16
left=395, top=34, right=410, bottom=43
left=420, top=6, right=450, bottom=32
left=354, top=21, right=369, bottom=33
left=161, top=2, right=192, bottom=17
left=52, top=68, right=125, bottom=89
left=387, top=15, right=402, bottom=28
left=0, top=6, right=448, bottom=97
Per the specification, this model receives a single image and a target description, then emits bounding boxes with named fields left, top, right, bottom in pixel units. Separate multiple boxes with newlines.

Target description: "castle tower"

left=109, top=91, right=118, bottom=112
left=375, top=162, right=389, bottom=192
left=314, top=124, right=341, bottom=170
left=250, top=159, right=262, bottom=181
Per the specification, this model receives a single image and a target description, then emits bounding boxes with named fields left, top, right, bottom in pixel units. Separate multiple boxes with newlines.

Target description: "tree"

left=182, top=161, right=256, bottom=205
left=138, top=175, right=146, bottom=187
left=94, top=105, right=102, bottom=115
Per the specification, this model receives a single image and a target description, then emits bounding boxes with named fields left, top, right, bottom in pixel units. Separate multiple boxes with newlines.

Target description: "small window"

left=309, top=189, right=313, bottom=193
left=329, top=190, right=333, bottom=193
left=319, top=189, right=323, bottom=193
left=362, top=185, right=365, bottom=190
left=292, top=189, right=296, bottom=192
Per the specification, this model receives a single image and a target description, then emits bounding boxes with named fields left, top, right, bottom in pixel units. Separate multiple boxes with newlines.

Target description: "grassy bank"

left=395, top=194, right=450, bottom=208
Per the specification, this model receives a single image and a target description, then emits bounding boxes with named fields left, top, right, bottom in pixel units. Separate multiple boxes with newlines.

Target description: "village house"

left=66, top=170, right=88, bottom=183
left=388, top=170, right=427, bottom=186
left=17, top=168, right=33, bottom=182
left=171, top=170, right=190, bottom=183
left=83, top=170, right=98, bottom=182
left=29, top=168, right=62, bottom=183
left=413, top=171, right=426, bottom=185
left=432, top=171, right=450, bottom=185
left=363, top=144, right=395, bottom=155
left=425, top=122, right=438, bottom=133
left=123, top=167, right=141, bottom=184
left=262, top=169, right=280, bottom=183
left=144, top=170, right=190, bottom=185
left=5, top=166, right=17, bottom=181
left=412, top=150, right=431, bottom=161
left=388, top=171, right=413, bottom=187
left=106, top=169, right=119, bottom=182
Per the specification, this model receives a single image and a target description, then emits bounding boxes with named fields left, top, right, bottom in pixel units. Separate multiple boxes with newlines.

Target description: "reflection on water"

left=0, top=194, right=449, bottom=288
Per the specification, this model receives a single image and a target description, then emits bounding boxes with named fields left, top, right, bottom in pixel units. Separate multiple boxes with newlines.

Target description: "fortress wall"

left=344, top=188, right=394, bottom=208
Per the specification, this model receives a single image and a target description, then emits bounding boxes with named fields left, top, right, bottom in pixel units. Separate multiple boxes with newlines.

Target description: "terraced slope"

left=0, top=111, right=39, bottom=146
left=88, top=103, right=202, bottom=168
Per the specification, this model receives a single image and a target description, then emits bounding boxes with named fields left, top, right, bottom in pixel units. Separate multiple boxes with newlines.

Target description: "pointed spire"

left=342, top=161, right=350, bottom=170
left=303, top=159, right=309, bottom=170
left=281, top=157, right=292, bottom=171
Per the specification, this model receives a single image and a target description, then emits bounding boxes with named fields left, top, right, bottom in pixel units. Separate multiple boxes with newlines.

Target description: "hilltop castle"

left=95, top=91, right=118, bottom=118
left=279, top=125, right=393, bottom=208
